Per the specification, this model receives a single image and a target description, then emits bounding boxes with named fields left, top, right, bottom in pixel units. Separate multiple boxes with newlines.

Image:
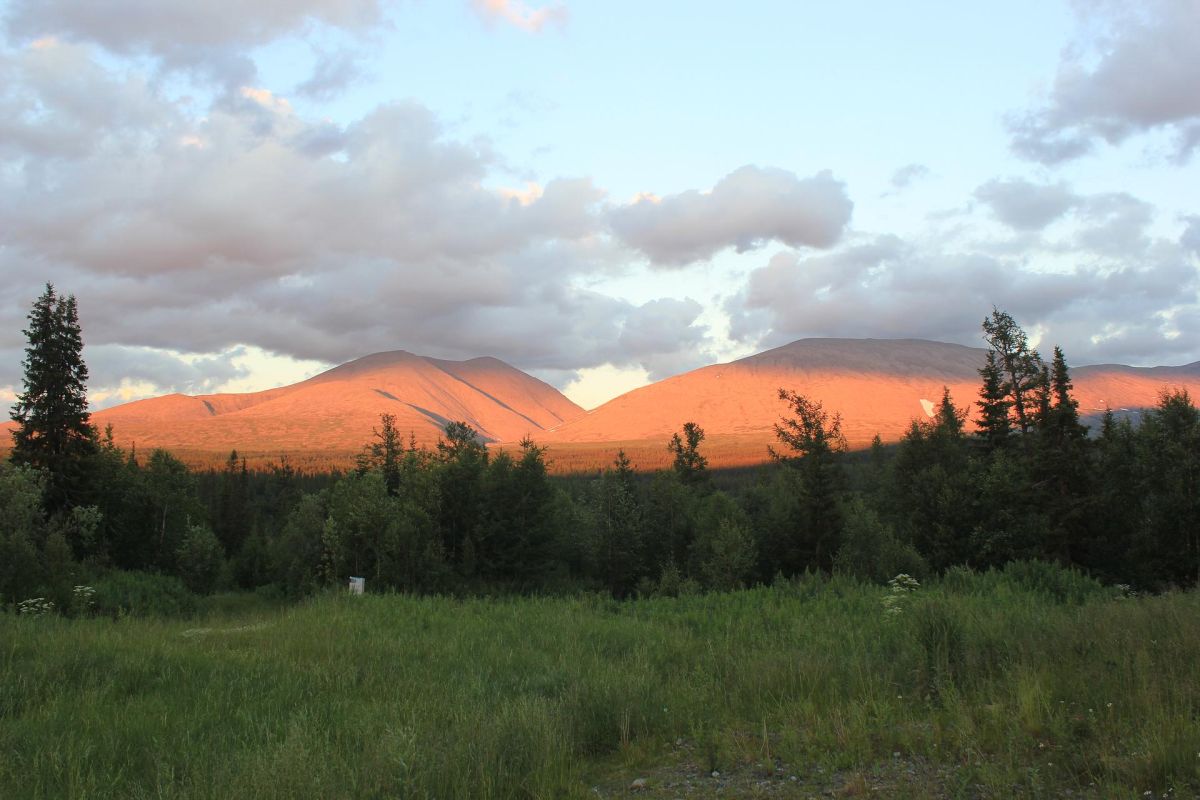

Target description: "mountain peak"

left=81, top=348, right=585, bottom=468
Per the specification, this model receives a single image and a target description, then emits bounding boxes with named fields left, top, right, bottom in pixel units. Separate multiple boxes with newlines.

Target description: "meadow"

left=2, top=567, right=1197, bottom=799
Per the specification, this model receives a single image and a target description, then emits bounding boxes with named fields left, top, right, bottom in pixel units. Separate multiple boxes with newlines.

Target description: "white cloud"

left=974, top=178, right=1078, bottom=231
left=4, top=0, right=386, bottom=86
left=727, top=198, right=1200, bottom=367
left=469, top=0, right=567, bottom=33
left=609, top=166, right=853, bottom=267
left=0, top=38, right=717, bottom=397
left=889, top=163, right=930, bottom=191
left=1008, top=0, right=1200, bottom=164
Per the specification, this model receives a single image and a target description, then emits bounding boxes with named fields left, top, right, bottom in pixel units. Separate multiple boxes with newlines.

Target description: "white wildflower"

left=17, top=597, right=55, bottom=616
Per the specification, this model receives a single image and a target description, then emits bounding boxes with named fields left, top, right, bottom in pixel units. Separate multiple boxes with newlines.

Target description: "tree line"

left=3, top=287, right=1198, bottom=611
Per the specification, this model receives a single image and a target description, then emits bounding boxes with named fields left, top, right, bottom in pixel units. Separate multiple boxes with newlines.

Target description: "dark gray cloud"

left=4, top=0, right=385, bottom=86
left=608, top=166, right=853, bottom=267
left=1008, top=0, right=1200, bottom=164
left=974, top=178, right=1078, bottom=231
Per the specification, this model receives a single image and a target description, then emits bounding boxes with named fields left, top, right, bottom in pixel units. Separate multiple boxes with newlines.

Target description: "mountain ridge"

left=5, top=338, right=1198, bottom=471
left=71, top=350, right=585, bottom=466
left=538, top=338, right=1200, bottom=450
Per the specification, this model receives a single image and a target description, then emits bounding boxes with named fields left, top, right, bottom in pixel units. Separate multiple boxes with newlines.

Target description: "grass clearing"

left=2, top=575, right=1198, bottom=798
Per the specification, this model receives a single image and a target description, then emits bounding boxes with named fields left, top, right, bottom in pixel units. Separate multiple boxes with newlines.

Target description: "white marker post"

left=348, top=576, right=365, bottom=595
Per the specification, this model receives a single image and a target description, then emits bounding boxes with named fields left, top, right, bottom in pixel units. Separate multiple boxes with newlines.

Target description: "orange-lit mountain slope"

left=82, top=351, right=584, bottom=465
left=538, top=339, right=1200, bottom=451
left=6, top=339, right=1197, bottom=473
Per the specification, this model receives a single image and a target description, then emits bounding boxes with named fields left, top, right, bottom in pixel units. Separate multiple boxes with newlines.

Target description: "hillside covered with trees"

left=4, top=288, right=1199, bottom=614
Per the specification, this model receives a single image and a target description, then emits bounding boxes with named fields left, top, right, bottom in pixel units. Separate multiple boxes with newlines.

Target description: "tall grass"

left=2, top=570, right=1197, bottom=798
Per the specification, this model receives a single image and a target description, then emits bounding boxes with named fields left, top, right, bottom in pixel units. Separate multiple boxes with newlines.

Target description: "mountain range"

left=6, top=339, right=1199, bottom=471
left=542, top=338, right=1200, bottom=444
left=76, top=351, right=582, bottom=469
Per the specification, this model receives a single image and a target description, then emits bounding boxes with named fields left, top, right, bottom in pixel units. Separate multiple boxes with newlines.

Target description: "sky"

left=1, top=0, right=1197, bottom=410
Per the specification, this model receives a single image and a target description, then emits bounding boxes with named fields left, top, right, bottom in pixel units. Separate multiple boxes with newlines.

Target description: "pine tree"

left=1033, top=346, right=1090, bottom=565
left=975, top=351, right=1012, bottom=448
left=668, top=421, right=709, bottom=488
left=769, top=390, right=846, bottom=572
left=1047, top=346, right=1086, bottom=445
left=1033, top=363, right=1052, bottom=430
left=892, top=387, right=973, bottom=571
left=1135, top=389, right=1200, bottom=587
left=981, top=308, right=1043, bottom=434
left=215, top=449, right=249, bottom=554
left=364, top=413, right=404, bottom=496
left=10, top=284, right=96, bottom=510
left=593, top=450, right=646, bottom=596
left=931, top=386, right=966, bottom=439
left=435, top=421, right=488, bottom=572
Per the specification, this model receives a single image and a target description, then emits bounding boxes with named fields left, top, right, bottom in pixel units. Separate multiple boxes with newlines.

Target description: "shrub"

left=939, top=564, right=977, bottom=593
left=92, top=570, right=198, bottom=617
left=834, top=498, right=929, bottom=583
left=175, top=524, right=225, bottom=595
left=694, top=517, right=757, bottom=591
left=998, top=559, right=1111, bottom=604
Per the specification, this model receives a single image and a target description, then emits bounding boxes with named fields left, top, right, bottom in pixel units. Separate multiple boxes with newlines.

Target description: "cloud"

left=974, top=178, right=1078, bottom=231
left=609, top=166, right=853, bottom=267
left=0, top=39, right=717, bottom=398
left=470, top=0, right=567, bottom=33
left=4, top=0, right=386, bottom=85
left=726, top=212, right=1200, bottom=367
left=617, top=298, right=713, bottom=380
left=1182, top=216, right=1200, bottom=256
left=1008, top=0, right=1200, bottom=164
left=889, top=163, right=930, bottom=191
left=295, top=49, right=364, bottom=101
left=1073, top=192, right=1153, bottom=257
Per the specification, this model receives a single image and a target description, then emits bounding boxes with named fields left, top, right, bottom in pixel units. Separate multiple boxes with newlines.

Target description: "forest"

left=4, top=285, right=1199, bottom=614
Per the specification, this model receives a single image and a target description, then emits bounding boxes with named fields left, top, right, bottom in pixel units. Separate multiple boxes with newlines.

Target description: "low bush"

left=91, top=570, right=199, bottom=617
left=998, top=559, right=1112, bottom=604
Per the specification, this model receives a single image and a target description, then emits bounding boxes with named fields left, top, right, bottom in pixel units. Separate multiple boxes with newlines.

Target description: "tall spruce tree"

left=1034, top=346, right=1090, bottom=564
left=889, top=387, right=974, bottom=570
left=1046, top=346, right=1087, bottom=444
left=10, top=284, right=96, bottom=510
left=769, top=390, right=847, bottom=572
left=975, top=351, right=1012, bottom=448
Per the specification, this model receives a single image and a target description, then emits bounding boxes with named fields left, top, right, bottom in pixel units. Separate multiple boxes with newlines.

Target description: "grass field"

left=2, top=571, right=1198, bottom=799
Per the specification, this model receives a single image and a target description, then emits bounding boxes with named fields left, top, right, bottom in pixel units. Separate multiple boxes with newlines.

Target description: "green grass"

left=2, top=575, right=1198, bottom=799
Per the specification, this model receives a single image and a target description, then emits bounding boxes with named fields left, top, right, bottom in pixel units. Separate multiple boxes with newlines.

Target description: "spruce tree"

left=10, top=284, right=96, bottom=510
left=975, top=351, right=1012, bottom=449
left=668, top=421, right=709, bottom=488
left=770, top=390, right=846, bottom=572
left=1033, top=346, right=1090, bottom=565
left=892, top=387, right=973, bottom=570
left=1047, top=346, right=1086, bottom=444
left=215, top=449, right=249, bottom=554
left=593, top=450, right=646, bottom=596
left=366, top=413, right=404, bottom=496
